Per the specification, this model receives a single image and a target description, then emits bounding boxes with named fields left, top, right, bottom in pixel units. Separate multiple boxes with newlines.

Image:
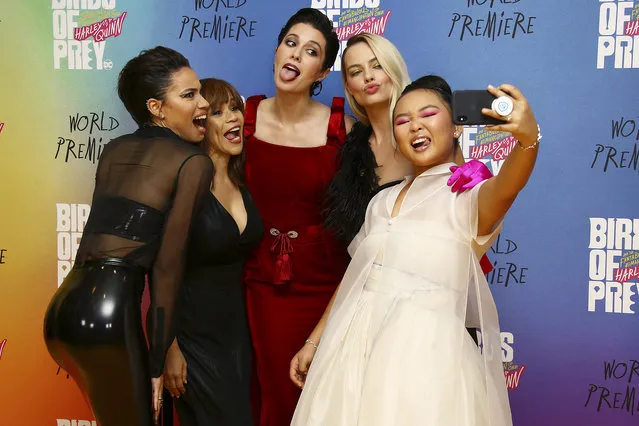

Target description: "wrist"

left=305, top=338, right=319, bottom=350
left=517, top=124, right=541, bottom=150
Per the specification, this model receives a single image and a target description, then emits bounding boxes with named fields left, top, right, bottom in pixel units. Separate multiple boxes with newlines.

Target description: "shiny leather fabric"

left=84, top=195, right=165, bottom=243
left=44, top=258, right=152, bottom=426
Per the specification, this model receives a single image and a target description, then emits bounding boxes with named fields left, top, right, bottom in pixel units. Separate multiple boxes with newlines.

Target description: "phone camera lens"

left=458, top=116, right=467, bottom=122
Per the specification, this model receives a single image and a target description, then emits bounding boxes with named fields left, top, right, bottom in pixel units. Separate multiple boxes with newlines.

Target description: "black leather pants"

left=44, top=258, right=152, bottom=426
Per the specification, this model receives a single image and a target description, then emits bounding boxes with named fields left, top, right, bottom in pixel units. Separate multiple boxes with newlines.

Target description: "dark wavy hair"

left=277, top=8, right=339, bottom=71
left=200, top=78, right=246, bottom=187
left=117, top=46, right=190, bottom=126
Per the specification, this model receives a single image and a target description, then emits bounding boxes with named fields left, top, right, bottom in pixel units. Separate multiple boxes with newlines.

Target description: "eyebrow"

left=307, top=39, right=322, bottom=52
left=347, top=57, right=379, bottom=70
left=288, top=33, right=323, bottom=52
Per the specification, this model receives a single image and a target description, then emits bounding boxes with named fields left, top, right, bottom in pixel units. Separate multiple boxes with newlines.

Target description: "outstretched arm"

left=477, top=84, right=540, bottom=235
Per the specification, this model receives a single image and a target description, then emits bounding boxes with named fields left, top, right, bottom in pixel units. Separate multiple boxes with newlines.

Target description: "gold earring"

left=159, top=113, right=168, bottom=127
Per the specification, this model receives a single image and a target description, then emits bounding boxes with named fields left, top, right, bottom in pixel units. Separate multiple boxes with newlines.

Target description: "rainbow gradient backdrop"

left=1, top=1, right=638, bottom=425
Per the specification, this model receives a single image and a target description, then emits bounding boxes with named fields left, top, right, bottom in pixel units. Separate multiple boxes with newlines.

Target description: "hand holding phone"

left=452, top=90, right=503, bottom=126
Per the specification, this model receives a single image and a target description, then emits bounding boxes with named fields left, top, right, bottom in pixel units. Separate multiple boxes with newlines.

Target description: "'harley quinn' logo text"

left=597, top=0, right=639, bottom=69
left=52, top=0, right=127, bottom=70
left=462, top=127, right=516, bottom=174
left=311, top=0, right=391, bottom=71
left=588, top=217, right=639, bottom=314
left=477, top=331, right=526, bottom=390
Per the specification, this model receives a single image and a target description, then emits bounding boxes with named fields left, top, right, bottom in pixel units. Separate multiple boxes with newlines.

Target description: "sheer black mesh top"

left=77, top=125, right=213, bottom=377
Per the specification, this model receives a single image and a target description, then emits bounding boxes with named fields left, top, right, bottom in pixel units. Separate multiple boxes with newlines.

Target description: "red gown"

left=243, top=95, right=350, bottom=426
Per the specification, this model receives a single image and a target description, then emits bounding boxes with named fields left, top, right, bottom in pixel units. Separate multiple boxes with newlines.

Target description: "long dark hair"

left=200, top=78, right=245, bottom=187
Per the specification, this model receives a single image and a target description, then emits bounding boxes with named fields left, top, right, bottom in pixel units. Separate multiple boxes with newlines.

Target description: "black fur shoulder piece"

left=324, top=121, right=379, bottom=244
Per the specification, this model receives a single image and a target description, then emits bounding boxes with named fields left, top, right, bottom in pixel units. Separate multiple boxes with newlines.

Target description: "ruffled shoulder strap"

left=244, top=95, right=266, bottom=139
left=326, top=97, right=347, bottom=148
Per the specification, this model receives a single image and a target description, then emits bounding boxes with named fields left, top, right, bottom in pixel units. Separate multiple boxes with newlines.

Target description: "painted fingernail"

left=488, top=84, right=494, bottom=89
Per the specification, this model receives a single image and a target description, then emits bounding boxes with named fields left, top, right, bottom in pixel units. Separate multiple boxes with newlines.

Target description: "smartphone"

left=452, top=90, right=502, bottom=126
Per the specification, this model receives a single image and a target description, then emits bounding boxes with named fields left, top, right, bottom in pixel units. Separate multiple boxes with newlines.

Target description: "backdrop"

left=0, top=1, right=638, bottom=425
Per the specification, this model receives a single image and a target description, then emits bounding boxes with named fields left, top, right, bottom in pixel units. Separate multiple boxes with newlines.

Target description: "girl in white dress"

left=289, top=75, right=540, bottom=426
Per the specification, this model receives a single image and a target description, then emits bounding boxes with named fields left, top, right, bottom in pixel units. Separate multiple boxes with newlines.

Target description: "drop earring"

left=311, top=81, right=323, bottom=96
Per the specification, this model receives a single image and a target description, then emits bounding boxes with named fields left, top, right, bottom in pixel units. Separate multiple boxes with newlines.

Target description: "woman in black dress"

left=43, top=46, right=213, bottom=426
left=162, top=78, right=262, bottom=426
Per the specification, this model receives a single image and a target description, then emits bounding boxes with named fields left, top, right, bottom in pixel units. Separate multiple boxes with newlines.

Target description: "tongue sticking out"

left=224, top=130, right=241, bottom=143
left=280, top=67, right=299, bottom=82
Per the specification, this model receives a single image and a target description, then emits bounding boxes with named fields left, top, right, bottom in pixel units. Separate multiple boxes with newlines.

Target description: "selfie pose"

left=292, top=32, right=495, bottom=387
left=291, top=75, right=540, bottom=426
left=324, top=32, right=493, bottom=246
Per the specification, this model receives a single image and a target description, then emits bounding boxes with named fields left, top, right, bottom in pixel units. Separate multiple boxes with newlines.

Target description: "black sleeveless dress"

left=173, top=186, right=262, bottom=426
left=43, top=126, right=212, bottom=426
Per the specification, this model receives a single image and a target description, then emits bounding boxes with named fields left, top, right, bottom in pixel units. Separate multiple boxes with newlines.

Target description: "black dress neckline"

left=209, top=186, right=250, bottom=237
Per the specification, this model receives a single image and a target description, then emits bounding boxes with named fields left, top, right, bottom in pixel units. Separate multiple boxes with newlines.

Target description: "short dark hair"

left=117, top=46, right=190, bottom=126
left=277, top=8, right=339, bottom=71
left=399, top=75, right=453, bottom=112
left=200, top=78, right=246, bottom=187
left=397, top=75, right=459, bottom=148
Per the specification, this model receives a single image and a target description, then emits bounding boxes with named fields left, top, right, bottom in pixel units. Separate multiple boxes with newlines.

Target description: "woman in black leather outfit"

left=43, top=46, right=213, bottom=426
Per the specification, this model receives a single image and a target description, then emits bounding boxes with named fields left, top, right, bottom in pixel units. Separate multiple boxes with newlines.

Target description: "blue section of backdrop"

left=138, top=1, right=639, bottom=424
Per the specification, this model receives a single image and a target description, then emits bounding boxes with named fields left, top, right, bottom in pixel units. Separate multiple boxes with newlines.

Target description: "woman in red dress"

left=242, top=8, right=354, bottom=426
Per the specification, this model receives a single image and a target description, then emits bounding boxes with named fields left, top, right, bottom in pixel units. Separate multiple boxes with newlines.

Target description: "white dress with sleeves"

left=291, top=163, right=512, bottom=426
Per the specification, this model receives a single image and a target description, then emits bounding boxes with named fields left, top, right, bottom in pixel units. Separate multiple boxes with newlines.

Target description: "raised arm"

left=476, top=84, right=540, bottom=236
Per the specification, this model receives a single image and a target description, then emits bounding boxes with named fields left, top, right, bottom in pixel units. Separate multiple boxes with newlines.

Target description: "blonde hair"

left=341, top=33, right=411, bottom=127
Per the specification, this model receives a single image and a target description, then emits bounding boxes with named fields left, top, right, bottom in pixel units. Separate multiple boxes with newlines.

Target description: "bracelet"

left=517, top=124, right=542, bottom=150
left=305, top=339, right=318, bottom=349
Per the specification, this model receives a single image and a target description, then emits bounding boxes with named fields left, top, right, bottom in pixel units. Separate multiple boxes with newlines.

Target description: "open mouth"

left=411, top=136, right=431, bottom=151
left=280, top=63, right=301, bottom=82
left=224, top=126, right=242, bottom=143
left=193, top=114, right=207, bottom=132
